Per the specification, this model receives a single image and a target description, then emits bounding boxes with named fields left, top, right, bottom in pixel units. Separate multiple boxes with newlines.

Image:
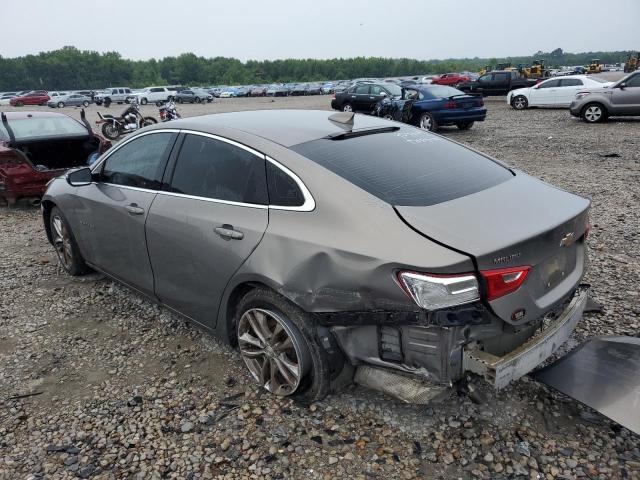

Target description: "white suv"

left=94, top=87, right=133, bottom=106
left=134, top=87, right=174, bottom=105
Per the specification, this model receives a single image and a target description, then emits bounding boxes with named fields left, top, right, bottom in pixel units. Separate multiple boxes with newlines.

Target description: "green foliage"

left=0, top=46, right=632, bottom=90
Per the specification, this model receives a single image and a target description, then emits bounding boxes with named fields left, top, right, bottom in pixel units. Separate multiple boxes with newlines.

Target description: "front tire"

left=342, top=103, right=353, bottom=112
left=142, top=117, right=157, bottom=127
left=57, top=102, right=65, bottom=108
left=140, top=97, right=148, bottom=105
left=511, top=95, right=528, bottom=110
left=82, top=100, right=90, bottom=107
left=235, top=288, right=334, bottom=403
left=581, top=103, right=606, bottom=123
left=50, top=207, right=90, bottom=276
left=418, top=112, right=437, bottom=131
left=101, top=123, right=121, bottom=140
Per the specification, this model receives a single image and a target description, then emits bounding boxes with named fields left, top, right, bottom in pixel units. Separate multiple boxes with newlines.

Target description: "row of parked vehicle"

left=330, top=70, right=640, bottom=130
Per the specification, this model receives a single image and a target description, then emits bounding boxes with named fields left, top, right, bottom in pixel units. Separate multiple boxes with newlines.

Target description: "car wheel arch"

left=41, top=200, right=56, bottom=244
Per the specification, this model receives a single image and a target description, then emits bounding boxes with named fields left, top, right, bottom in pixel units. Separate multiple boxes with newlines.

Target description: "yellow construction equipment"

left=587, top=59, right=603, bottom=74
left=527, top=60, right=550, bottom=79
left=624, top=52, right=639, bottom=73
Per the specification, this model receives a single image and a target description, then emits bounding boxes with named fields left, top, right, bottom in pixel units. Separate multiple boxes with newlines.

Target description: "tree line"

left=0, top=46, right=633, bottom=91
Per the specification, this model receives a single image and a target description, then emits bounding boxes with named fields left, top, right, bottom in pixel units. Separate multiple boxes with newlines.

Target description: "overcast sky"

left=2, top=0, right=637, bottom=61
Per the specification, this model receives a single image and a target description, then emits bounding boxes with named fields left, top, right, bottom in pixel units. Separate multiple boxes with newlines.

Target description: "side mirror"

left=66, top=167, right=93, bottom=187
left=380, top=91, right=387, bottom=97
left=618, top=82, right=626, bottom=89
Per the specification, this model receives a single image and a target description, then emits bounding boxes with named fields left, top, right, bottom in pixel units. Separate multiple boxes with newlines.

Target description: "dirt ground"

left=1, top=93, right=639, bottom=479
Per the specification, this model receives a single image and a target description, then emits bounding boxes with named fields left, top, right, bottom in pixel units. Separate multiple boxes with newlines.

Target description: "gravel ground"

left=1, top=95, right=639, bottom=479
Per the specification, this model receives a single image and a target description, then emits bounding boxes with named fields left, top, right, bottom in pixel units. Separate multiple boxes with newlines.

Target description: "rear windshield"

left=0, top=116, right=87, bottom=141
left=291, top=129, right=513, bottom=207
left=421, top=85, right=465, bottom=98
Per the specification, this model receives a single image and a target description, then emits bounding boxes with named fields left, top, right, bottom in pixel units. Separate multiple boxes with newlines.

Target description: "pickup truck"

left=458, top=71, right=537, bottom=96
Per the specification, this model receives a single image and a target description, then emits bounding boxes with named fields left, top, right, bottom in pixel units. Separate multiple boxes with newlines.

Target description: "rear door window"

left=170, top=134, right=268, bottom=205
left=355, top=85, right=370, bottom=94
left=100, top=132, right=176, bottom=190
left=291, top=128, right=513, bottom=207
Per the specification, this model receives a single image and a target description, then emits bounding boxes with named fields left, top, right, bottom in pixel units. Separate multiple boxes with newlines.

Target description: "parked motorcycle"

left=95, top=98, right=157, bottom=140
left=159, top=100, right=181, bottom=122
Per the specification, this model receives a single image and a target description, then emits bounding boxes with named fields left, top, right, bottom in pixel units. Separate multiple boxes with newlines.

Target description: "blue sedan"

left=405, top=85, right=487, bottom=132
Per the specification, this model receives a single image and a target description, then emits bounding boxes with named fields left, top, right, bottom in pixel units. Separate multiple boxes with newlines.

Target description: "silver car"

left=42, top=110, right=590, bottom=402
left=570, top=71, right=640, bottom=122
left=47, top=93, right=92, bottom=108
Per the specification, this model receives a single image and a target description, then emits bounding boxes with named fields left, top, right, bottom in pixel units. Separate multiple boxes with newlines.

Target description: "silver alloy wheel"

left=584, top=105, right=602, bottom=122
left=52, top=214, right=72, bottom=270
left=420, top=113, right=433, bottom=130
left=57, top=102, right=64, bottom=108
left=238, top=308, right=310, bottom=396
left=342, top=104, right=353, bottom=112
left=513, top=96, right=527, bottom=109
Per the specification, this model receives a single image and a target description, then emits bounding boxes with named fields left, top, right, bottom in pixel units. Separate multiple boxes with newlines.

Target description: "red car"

left=431, top=73, right=471, bottom=87
left=0, top=111, right=110, bottom=205
left=9, top=90, right=50, bottom=107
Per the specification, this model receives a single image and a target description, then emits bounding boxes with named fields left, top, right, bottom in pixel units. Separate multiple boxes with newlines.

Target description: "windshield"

left=292, top=128, right=512, bottom=207
left=0, top=116, right=87, bottom=141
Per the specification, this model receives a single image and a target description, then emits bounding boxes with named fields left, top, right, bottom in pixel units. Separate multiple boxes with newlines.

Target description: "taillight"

left=481, top=266, right=531, bottom=301
left=444, top=100, right=457, bottom=109
left=397, top=271, right=480, bottom=310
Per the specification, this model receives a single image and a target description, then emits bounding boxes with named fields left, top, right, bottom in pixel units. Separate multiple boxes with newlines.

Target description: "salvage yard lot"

left=1, top=96, right=639, bottom=479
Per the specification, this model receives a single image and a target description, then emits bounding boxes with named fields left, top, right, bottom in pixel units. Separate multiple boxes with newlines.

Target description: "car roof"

left=147, top=110, right=392, bottom=147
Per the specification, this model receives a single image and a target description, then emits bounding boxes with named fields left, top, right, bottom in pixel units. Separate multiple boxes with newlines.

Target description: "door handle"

left=214, top=225, right=244, bottom=240
left=125, top=204, right=145, bottom=215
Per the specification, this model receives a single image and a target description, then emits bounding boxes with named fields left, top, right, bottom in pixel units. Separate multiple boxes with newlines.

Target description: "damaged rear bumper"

left=463, top=286, right=588, bottom=389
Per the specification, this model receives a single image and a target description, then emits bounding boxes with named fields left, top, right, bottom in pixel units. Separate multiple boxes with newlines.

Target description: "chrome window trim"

left=265, top=155, right=315, bottom=212
left=90, top=128, right=315, bottom=212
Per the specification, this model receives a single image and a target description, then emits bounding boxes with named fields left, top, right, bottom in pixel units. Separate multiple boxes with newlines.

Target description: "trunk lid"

left=396, top=172, right=590, bottom=325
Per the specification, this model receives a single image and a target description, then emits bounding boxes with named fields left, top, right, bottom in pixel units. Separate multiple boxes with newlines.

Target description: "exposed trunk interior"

left=13, top=135, right=100, bottom=171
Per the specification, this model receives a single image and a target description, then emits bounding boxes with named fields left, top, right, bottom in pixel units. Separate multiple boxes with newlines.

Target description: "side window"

left=150, top=87, right=163, bottom=93
left=370, top=85, right=383, bottom=95
left=170, top=134, right=268, bottom=205
left=100, top=133, right=175, bottom=189
left=538, top=79, right=560, bottom=89
left=347, top=86, right=356, bottom=94
left=266, top=161, right=304, bottom=207
left=478, top=75, right=492, bottom=83
left=493, top=73, right=509, bottom=82
left=355, top=85, right=370, bottom=94
left=625, top=74, right=640, bottom=87
left=560, top=79, right=583, bottom=87
left=112, top=89, right=118, bottom=94
left=125, top=89, right=131, bottom=93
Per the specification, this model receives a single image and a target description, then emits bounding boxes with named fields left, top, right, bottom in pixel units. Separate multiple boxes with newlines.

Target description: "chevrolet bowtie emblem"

left=559, top=232, right=576, bottom=247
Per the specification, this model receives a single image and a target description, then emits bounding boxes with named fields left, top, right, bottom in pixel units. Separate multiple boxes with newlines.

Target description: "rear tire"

left=57, top=102, right=65, bottom=108
left=142, top=117, right=157, bottom=127
left=195, top=97, right=202, bottom=103
left=235, top=288, right=335, bottom=404
left=104, top=98, right=112, bottom=108
left=50, top=207, right=90, bottom=276
left=342, top=103, right=353, bottom=112
left=581, top=103, right=606, bottom=123
left=82, top=100, right=89, bottom=107
left=511, top=95, right=528, bottom=110
left=418, top=112, right=437, bottom=131
left=140, top=97, right=148, bottom=105
left=456, top=121, right=475, bottom=130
